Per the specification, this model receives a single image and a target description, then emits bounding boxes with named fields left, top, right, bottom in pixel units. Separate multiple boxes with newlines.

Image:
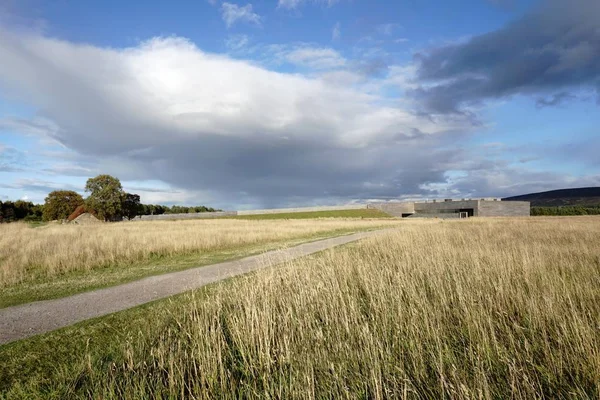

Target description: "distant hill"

left=503, top=187, right=600, bottom=207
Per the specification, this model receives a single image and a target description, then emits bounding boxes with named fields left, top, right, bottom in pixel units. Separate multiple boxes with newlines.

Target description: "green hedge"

left=531, top=206, right=600, bottom=216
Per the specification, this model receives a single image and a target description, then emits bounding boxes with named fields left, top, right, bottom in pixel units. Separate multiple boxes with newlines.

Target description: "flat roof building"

left=369, top=199, right=530, bottom=218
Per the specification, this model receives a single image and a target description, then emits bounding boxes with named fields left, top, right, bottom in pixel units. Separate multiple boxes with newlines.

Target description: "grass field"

left=234, top=208, right=391, bottom=220
left=1, top=216, right=598, bottom=398
left=0, top=218, right=399, bottom=307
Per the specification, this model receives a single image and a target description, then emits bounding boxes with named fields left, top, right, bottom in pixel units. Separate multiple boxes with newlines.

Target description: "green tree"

left=122, top=193, right=142, bottom=220
left=85, top=175, right=124, bottom=221
left=13, top=200, right=39, bottom=220
left=43, top=191, right=84, bottom=221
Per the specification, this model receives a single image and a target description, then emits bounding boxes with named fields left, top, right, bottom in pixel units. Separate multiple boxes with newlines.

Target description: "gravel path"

left=0, top=229, right=393, bottom=345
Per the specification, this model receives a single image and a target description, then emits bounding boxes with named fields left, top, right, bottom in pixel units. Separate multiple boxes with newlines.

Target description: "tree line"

left=0, top=174, right=218, bottom=223
left=531, top=206, right=600, bottom=216
left=0, top=200, right=44, bottom=223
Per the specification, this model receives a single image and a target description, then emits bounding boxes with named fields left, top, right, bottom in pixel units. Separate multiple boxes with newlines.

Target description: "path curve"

left=0, top=229, right=393, bottom=345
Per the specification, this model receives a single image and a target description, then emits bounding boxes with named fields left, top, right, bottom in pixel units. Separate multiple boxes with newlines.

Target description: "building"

left=369, top=199, right=530, bottom=218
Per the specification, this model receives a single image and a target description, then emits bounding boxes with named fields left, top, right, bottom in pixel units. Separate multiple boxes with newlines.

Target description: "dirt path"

left=0, top=229, right=393, bottom=345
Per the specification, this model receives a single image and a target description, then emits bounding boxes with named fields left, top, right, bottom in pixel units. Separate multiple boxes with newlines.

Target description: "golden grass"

left=0, top=218, right=401, bottom=288
left=4, top=216, right=597, bottom=398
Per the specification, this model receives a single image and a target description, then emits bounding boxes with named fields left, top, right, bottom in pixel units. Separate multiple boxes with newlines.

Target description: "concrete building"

left=132, top=199, right=529, bottom=221
left=369, top=199, right=530, bottom=218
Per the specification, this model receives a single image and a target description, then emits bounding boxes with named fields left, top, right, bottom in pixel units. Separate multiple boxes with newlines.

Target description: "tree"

left=122, top=193, right=142, bottom=220
left=3, top=206, right=15, bottom=222
left=43, top=191, right=84, bottom=221
left=85, top=175, right=124, bottom=221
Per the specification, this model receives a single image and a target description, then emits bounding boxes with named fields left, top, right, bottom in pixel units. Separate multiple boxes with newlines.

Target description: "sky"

left=0, top=0, right=598, bottom=209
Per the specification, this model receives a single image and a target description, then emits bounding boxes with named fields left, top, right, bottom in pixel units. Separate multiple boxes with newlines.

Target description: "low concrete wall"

left=237, top=205, right=366, bottom=216
left=134, top=211, right=237, bottom=221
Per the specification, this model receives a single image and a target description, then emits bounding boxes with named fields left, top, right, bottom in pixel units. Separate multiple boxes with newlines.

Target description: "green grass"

left=2, top=218, right=598, bottom=398
left=0, top=287, right=214, bottom=398
left=0, top=227, right=377, bottom=309
left=25, top=221, right=47, bottom=228
left=233, top=208, right=392, bottom=220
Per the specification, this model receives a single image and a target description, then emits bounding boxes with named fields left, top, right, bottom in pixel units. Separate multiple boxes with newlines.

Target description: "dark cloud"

left=120, top=132, right=467, bottom=207
left=412, top=0, right=600, bottom=113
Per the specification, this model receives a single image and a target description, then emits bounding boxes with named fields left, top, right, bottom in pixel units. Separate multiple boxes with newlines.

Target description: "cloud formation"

left=221, top=3, right=261, bottom=28
left=281, top=46, right=346, bottom=69
left=412, top=0, right=600, bottom=113
left=0, top=30, right=475, bottom=207
left=1, top=1, right=598, bottom=208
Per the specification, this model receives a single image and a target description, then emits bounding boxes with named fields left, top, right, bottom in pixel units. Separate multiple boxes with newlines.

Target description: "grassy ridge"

left=233, top=208, right=392, bottom=220
left=1, top=217, right=599, bottom=398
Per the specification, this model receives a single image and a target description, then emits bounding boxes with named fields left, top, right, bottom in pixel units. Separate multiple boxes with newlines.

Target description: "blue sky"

left=0, top=0, right=598, bottom=209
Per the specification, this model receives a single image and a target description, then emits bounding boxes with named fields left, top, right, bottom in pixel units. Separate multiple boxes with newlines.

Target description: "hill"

left=503, top=187, right=600, bottom=207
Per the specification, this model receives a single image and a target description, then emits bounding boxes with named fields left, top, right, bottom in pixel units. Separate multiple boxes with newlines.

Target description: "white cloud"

left=277, top=0, right=340, bottom=9
left=221, top=3, right=261, bottom=28
left=332, top=22, right=341, bottom=41
left=0, top=29, right=481, bottom=207
left=376, top=23, right=400, bottom=36
left=283, top=46, right=346, bottom=69
left=225, top=34, right=250, bottom=51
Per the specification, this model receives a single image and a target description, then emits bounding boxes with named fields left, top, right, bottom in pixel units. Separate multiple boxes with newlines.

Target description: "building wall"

left=371, top=199, right=531, bottom=218
left=478, top=201, right=530, bottom=217
left=131, top=200, right=529, bottom=221
left=367, top=202, right=415, bottom=217
left=414, top=200, right=481, bottom=216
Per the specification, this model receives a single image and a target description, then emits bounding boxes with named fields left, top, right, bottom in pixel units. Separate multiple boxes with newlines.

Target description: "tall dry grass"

left=0, top=218, right=400, bottom=287
left=63, top=217, right=600, bottom=398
